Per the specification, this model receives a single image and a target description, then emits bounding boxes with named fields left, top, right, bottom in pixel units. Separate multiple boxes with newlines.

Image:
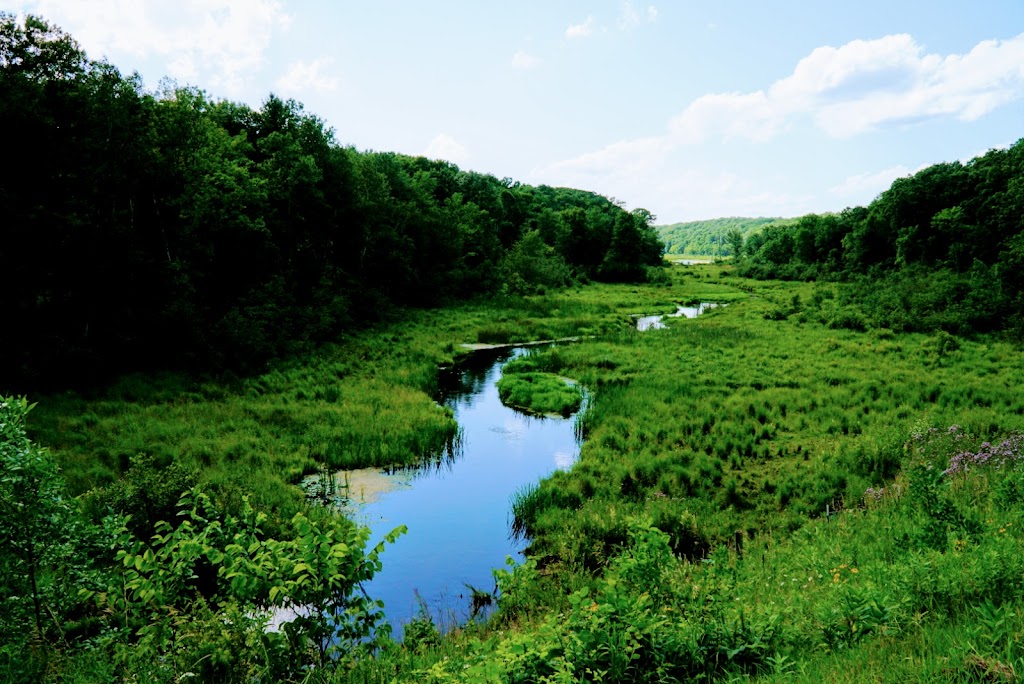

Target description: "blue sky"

left=13, top=1, right=1024, bottom=222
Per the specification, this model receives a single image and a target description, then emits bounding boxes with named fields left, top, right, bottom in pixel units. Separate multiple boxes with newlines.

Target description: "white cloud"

left=670, top=90, right=783, bottom=143
left=565, top=15, right=597, bottom=39
left=535, top=32, right=1024, bottom=221
left=645, top=169, right=817, bottom=220
left=16, top=0, right=291, bottom=94
left=617, top=1, right=657, bottom=30
left=275, top=57, right=338, bottom=95
left=424, top=134, right=471, bottom=167
left=617, top=2, right=641, bottom=30
left=570, top=4, right=654, bottom=37
left=511, top=50, right=541, bottom=70
left=535, top=143, right=816, bottom=220
left=553, top=450, right=575, bottom=470
left=829, top=165, right=912, bottom=200
left=961, top=142, right=1013, bottom=164
left=538, top=137, right=668, bottom=184
left=670, top=33, right=1024, bottom=143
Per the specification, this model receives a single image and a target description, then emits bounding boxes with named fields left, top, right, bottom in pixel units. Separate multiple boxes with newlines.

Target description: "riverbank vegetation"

left=11, top=263, right=1024, bottom=682
left=7, top=11, right=1024, bottom=684
left=495, top=365, right=583, bottom=417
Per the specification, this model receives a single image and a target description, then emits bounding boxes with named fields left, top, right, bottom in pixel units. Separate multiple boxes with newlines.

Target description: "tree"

left=598, top=209, right=663, bottom=282
left=0, top=11, right=681, bottom=390
left=599, top=212, right=647, bottom=281
left=499, top=229, right=573, bottom=294
left=0, top=396, right=95, bottom=666
left=725, top=228, right=745, bottom=259
left=632, top=208, right=667, bottom=266
left=0, top=13, right=87, bottom=80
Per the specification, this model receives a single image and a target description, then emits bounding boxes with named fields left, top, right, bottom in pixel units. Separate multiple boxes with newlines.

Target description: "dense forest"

left=0, top=14, right=663, bottom=392
left=656, top=217, right=792, bottom=257
left=735, top=143, right=1024, bottom=336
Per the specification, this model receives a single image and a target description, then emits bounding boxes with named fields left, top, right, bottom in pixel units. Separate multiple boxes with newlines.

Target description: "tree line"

left=0, top=14, right=664, bottom=391
left=734, top=140, right=1024, bottom=336
left=656, top=216, right=792, bottom=257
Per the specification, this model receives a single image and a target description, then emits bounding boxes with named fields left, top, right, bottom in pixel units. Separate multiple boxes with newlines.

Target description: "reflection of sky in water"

left=490, top=414, right=528, bottom=441
left=553, top=450, right=575, bottom=470
left=345, top=347, right=582, bottom=638
left=635, top=302, right=719, bottom=330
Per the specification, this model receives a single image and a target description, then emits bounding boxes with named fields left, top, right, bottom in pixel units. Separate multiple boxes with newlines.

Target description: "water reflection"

left=328, top=346, right=582, bottom=638
left=635, top=302, right=719, bottom=330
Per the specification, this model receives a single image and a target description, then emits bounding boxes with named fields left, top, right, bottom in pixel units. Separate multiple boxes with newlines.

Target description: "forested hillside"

left=656, top=217, right=793, bottom=256
left=735, top=142, right=1024, bottom=336
left=0, top=14, right=663, bottom=392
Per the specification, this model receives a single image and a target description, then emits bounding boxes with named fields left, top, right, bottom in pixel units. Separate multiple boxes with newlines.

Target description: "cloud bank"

left=511, top=50, right=542, bottom=70
left=670, top=33, right=1024, bottom=143
left=19, top=0, right=291, bottom=93
left=275, top=57, right=338, bottom=95
left=536, top=32, right=1024, bottom=219
left=425, top=134, right=471, bottom=167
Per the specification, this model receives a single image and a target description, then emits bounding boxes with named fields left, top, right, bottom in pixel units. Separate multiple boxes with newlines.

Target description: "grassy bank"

left=18, top=264, right=1024, bottom=681
left=29, top=280, right=715, bottom=530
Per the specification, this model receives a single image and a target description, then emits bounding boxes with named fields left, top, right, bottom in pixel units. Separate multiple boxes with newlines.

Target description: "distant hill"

left=656, top=217, right=795, bottom=256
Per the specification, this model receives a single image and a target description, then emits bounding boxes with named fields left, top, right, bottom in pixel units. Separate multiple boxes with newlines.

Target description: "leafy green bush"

left=0, top=397, right=102, bottom=677
left=85, top=488, right=405, bottom=682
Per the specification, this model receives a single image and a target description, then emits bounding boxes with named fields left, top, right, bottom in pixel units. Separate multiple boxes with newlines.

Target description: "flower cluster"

left=911, top=423, right=963, bottom=442
left=907, top=424, right=968, bottom=468
left=830, top=564, right=859, bottom=583
left=943, top=432, right=1024, bottom=477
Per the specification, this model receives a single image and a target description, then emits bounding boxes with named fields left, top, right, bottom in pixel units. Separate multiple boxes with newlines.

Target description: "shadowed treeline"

left=1, top=14, right=663, bottom=392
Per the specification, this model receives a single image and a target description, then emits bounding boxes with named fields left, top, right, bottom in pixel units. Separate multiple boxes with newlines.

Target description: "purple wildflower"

left=943, top=432, right=1024, bottom=477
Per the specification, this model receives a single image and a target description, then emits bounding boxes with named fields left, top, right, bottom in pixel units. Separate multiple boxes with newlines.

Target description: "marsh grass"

left=27, top=263, right=1024, bottom=682
left=496, top=370, right=583, bottom=417
left=414, top=422, right=1024, bottom=682
left=506, top=269, right=1024, bottom=567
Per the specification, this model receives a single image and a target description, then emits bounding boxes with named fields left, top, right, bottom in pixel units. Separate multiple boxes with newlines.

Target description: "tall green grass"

left=28, top=263, right=1024, bottom=682
left=409, top=422, right=1024, bottom=683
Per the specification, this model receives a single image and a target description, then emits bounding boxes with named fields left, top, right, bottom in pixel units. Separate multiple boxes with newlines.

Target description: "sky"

left=11, top=1, right=1024, bottom=223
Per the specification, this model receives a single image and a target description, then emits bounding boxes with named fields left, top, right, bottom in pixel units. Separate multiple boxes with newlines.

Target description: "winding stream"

left=635, top=302, right=718, bottom=331
left=327, top=346, right=582, bottom=636
left=302, top=303, right=717, bottom=637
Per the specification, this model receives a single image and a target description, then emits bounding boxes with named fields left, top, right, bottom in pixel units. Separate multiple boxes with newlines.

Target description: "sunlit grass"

left=26, top=263, right=1024, bottom=681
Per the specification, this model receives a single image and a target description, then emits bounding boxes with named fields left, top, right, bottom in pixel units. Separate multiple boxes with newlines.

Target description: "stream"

left=635, top=302, right=718, bottom=331
left=301, top=302, right=717, bottom=638
left=322, top=346, right=582, bottom=637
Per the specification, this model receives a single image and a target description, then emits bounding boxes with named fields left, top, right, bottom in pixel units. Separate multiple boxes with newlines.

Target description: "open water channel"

left=634, top=302, right=718, bottom=331
left=309, top=303, right=717, bottom=638
left=322, top=346, right=582, bottom=637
